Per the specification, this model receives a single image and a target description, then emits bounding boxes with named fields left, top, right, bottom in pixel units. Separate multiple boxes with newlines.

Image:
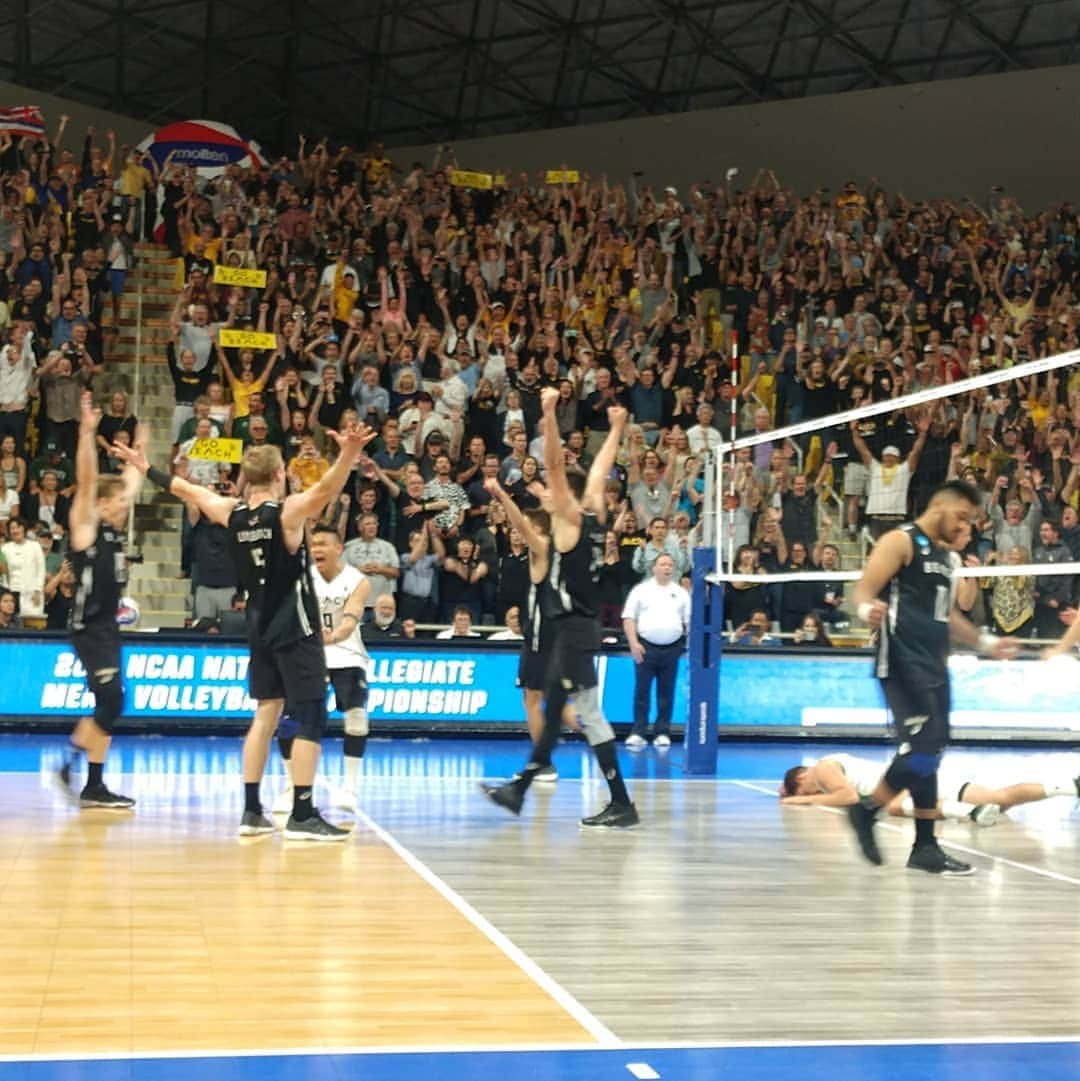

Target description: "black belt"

left=868, top=513, right=905, bottom=521
left=640, top=635, right=685, bottom=649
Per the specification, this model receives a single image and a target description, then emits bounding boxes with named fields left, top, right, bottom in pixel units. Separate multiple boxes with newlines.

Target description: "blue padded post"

left=686, top=546, right=721, bottom=775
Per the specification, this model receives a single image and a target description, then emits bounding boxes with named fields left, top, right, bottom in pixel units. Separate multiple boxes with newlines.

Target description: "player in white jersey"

left=780, top=753, right=1079, bottom=826
left=273, top=523, right=372, bottom=816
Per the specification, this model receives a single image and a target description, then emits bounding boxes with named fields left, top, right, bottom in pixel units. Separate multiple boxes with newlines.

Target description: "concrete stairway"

left=99, top=242, right=190, bottom=628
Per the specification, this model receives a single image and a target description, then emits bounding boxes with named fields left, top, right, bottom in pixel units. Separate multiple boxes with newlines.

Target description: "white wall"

left=0, top=81, right=150, bottom=151
left=389, top=65, right=1080, bottom=209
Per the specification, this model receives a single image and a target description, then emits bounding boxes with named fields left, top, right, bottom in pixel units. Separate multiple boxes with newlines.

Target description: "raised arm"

left=280, top=425, right=376, bottom=534
left=584, top=405, right=628, bottom=518
left=109, top=439, right=238, bottom=527
left=69, top=392, right=102, bottom=552
left=484, top=476, right=546, bottom=552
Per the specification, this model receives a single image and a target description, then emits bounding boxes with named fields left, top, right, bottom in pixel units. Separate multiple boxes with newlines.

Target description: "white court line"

left=353, top=806, right=621, bottom=1048
left=626, top=1063, right=661, bottom=1079
left=3, top=1032, right=1079, bottom=1064
left=730, top=780, right=1080, bottom=888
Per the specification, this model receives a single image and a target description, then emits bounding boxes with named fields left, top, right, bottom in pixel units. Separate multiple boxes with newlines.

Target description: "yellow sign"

left=219, top=328, right=277, bottom=351
left=450, top=170, right=493, bottom=190
left=213, top=265, right=267, bottom=288
left=545, top=170, right=580, bottom=184
left=494, top=173, right=507, bottom=187
left=187, top=437, right=244, bottom=464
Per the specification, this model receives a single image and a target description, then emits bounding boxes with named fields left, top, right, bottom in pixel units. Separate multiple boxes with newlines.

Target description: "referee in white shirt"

left=621, top=553, right=691, bottom=749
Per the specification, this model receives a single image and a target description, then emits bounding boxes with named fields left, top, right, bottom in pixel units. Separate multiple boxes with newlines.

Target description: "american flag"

left=0, top=106, right=46, bottom=139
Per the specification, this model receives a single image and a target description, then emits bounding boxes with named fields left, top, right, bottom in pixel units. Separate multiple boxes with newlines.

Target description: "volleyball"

left=116, top=597, right=140, bottom=627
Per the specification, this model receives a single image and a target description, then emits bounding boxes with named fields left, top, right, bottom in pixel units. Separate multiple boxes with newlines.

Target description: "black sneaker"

left=580, top=801, right=639, bottom=830
left=481, top=781, right=524, bottom=816
left=238, top=810, right=275, bottom=836
left=847, top=799, right=882, bottom=865
left=79, top=784, right=135, bottom=810
left=283, top=810, right=350, bottom=842
left=53, top=763, right=79, bottom=804
left=907, top=843, right=975, bottom=876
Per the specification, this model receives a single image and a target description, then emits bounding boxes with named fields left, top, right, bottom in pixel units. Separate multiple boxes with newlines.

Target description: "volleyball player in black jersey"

left=113, top=424, right=374, bottom=839
left=848, top=480, right=1019, bottom=875
left=483, top=475, right=566, bottom=783
left=485, top=391, right=637, bottom=828
left=56, top=392, right=146, bottom=808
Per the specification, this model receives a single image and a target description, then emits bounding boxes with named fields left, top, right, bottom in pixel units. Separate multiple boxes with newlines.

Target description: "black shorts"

left=329, top=666, right=368, bottom=712
left=72, top=624, right=122, bottom=689
left=545, top=614, right=601, bottom=694
left=249, top=635, right=326, bottom=705
left=881, top=676, right=950, bottom=754
left=517, top=620, right=554, bottom=692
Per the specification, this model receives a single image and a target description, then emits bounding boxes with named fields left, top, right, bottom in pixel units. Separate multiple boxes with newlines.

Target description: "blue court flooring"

left=4, top=1040, right=1080, bottom=1081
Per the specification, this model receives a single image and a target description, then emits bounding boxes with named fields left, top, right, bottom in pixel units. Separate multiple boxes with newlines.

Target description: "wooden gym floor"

left=1, top=735, right=1079, bottom=1081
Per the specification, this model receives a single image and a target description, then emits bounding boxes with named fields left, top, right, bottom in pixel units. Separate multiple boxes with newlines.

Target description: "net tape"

left=715, top=347, right=1080, bottom=456
left=707, top=562, right=1080, bottom=586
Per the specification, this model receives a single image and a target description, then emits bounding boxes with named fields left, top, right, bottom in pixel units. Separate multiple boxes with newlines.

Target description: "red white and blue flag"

left=0, top=105, right=46, bottom=139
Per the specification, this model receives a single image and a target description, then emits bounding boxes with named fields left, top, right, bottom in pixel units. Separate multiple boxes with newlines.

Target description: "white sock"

left=1042, top=778, right=1079, bottom=798
left=940, top=798, right=976, bottom=821
left=344, top=755, right=361, bottom=788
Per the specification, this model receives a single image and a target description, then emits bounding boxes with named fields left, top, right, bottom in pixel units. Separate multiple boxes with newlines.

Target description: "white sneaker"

left=332, top=786, right=358, bottom=815
left=271, top=786, right=295, bottom=815
left=653, top=733, right=672, bottom=749
left=625, top=733, right=647, bottom=750
left=970, top=803, right=1001, bottom=827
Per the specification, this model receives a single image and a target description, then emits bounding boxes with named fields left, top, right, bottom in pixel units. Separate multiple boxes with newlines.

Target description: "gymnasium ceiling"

left=1, top=0, right=1076, bottom=154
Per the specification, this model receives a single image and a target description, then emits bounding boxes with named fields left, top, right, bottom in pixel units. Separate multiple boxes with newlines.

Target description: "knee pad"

left=91, top=668, right=123, bottom=734
left=883, top=749, right=942, bottom=795
left=344, top=707, right=369, bottom=738
left=291, top=698, right=328, bottom=742
left=572, top=686, right=614, bottom=747
left=276, top=713, right=300, bottom=741
left=908, top=772, right=938, bottom=811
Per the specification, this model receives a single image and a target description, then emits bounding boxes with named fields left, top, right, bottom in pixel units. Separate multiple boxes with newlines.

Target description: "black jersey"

left=227, top=501, right=319, bottom=650
left=70, top=522, right=126, bottom=632
left=524, top=576, right=553, bottom=653
left=544, top=510, right=605, bottom=620
left=875, top=523, right=958, bottom=686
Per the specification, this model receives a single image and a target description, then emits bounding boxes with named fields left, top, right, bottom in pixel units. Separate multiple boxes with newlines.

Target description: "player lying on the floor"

left=780, top=753, right=1080, bottom=826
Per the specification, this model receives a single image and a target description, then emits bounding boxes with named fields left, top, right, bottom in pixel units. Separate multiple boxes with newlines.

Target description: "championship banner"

left=545, top=169, right=580, bottom=184
left=187, top=437, right=243, bottom=464
left=213, top=265, right=267, bottom=288
left=219, top=328, right=276, bottom=351
left=450, top=170, right=493, bottom=190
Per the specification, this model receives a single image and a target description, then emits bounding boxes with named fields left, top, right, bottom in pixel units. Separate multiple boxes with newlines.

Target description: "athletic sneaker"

left=481, top=781, right=524, bottom=816
left=907, top=843, right=975, bottom=876
left=283, top=810, right=350, bottom=842
left=271, top=786, right=294, bottom=815
left=79, top=784, right=135, bottom=810
left=52, top=763, right=80, bottom=804
left=847, top=799, right=882, bottom=865
left=532, top=765, right=559, bottom=784
left=580, top=801, right=640, bottom=830
left=1074, top=775, right=1080, bottom=797
left=331, top=786, right=358, bottom=814
left=969, top=803, right=1001, bottom=827
left=653, top=733, right=672, bottom=749
left=238, top=811, right=275, bottom=836
left=624, top=733, right=647, bottom=750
